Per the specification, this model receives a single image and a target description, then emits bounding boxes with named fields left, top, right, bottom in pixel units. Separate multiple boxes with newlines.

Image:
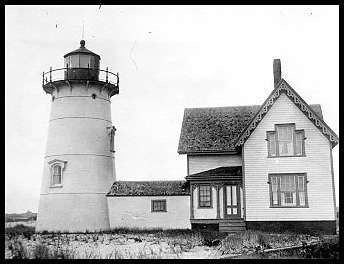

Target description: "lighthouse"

left=36, top=40, right=119, bottom=232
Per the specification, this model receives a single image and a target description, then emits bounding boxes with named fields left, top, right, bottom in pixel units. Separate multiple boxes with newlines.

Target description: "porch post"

left=190, top=184, right=194, bottom=219
left=216, top=184, right=220, bottom=219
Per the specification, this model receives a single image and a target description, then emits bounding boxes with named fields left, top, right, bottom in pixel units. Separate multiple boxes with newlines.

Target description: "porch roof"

left=185, top=166, right=242, bottom=181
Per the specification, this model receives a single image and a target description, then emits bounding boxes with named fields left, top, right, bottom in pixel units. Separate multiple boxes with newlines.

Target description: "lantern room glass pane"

left=70, top=55, right=80, bottom=68
left=79, top=55, right=90, bottom=68
left=90, top=56, right=100, bottom=69
left=64, top=57, right=70, bottom=68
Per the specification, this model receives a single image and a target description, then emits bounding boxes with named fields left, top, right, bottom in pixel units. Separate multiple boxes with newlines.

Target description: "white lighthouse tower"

left=36, top=40, right=119, bottom=232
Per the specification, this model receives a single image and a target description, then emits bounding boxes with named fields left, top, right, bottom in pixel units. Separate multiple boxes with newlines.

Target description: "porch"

left=185, top=166, right=245, bottom=233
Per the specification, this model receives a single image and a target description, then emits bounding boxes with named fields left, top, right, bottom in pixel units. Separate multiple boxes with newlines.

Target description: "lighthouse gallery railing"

left=42, top=67, right=119, bottom=87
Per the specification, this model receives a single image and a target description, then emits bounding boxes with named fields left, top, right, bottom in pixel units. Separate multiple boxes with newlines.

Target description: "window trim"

left=151, top=199, right=167, bottom=212
left=198, top=184, right=213, bottom=209
left=268, top=173, right=309, bottom=208
left=267, top=123, right=306, bottom=158
left=48, top=159, right=67, bottom=188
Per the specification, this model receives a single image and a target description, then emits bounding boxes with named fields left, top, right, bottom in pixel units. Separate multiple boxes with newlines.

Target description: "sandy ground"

left=5, top=221, right=223, bottom=259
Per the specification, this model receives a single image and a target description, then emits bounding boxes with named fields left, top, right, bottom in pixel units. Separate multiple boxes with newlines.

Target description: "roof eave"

left=185, top=175, right=243, bottom=181
left=234, top=79, right=339, bottom=147
left=178, top=149, right=239, bottom=155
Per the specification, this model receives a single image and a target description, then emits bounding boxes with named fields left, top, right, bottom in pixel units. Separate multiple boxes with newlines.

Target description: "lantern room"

left=42, top=39, right=119, bottom=98
left=63, top=40, right=100, bottom=81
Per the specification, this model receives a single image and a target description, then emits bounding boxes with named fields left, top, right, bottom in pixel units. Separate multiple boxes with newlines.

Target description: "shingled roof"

left=107, top=181, right=189, bottom=196
left=185, top=166, right=242, bottom=181
left=178, top=103, right=323, bottom=154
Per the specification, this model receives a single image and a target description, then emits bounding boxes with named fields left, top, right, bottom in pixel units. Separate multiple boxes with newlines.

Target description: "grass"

left=232, top=236, right=339, bottom=259
left=221, top=231, right=339, bottom=259
left=5, top=224, right=339, bottom=259
left=222, top=229, right=321, bottom=254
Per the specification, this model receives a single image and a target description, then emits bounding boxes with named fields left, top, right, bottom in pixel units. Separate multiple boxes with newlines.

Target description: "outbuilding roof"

left=178, top=102, right=323, bottom=154
left=107, top=181, right=189, bottom=196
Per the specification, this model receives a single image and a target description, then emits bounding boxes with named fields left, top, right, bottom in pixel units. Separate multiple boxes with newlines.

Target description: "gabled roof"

left=185, top=166, right=242, bottom=181
left=106, top=181, right=189, bottom=196
left=235, top=79, right=339, bottom=148
left=178, top=94, right=325, bottom=154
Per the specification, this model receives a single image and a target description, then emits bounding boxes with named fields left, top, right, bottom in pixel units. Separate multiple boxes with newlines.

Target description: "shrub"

left=5, top=224, right=35, bottom=239
left=32, top=243, right=50, bottom=259
left=10, top=240, right=29, bottom=259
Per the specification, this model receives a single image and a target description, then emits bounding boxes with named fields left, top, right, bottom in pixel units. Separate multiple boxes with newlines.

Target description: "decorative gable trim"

left=235, top=79, right=339, bottom=148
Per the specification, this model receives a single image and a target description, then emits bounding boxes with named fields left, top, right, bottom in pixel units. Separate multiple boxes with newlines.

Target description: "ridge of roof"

left=235, top=79, right=338, bottom=148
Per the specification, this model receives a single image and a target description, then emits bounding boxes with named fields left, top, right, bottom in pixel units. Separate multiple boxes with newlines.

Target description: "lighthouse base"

left=36, top=193, right=110, bottom=232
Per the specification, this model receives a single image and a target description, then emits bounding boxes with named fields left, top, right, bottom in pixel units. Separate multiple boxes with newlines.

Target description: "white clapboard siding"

left=244, top=93, right=336, bottom=221
left=188, top=154, right=242, bottom=175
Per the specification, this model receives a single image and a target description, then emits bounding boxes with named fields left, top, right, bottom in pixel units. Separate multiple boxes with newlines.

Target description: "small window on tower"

left=108, top=126, right=116, bottom=152
left=52, top=165, right=62, bottom=186
left=48, top=159, right=67, bottom=188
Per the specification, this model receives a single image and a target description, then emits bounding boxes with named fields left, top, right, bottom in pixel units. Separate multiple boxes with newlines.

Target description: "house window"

left=267, top=124, right=305, bottom=157
left=48, top=159, right=67, bottom=188
left=151, top=200, right=167, bottom=212
left=269, top=174, right=308, bottom=207
left=199, top=185, right=212, bottom=208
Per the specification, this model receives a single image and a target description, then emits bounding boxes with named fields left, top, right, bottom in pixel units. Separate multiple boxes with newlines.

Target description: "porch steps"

left=219, top=219, right=246, bottom=233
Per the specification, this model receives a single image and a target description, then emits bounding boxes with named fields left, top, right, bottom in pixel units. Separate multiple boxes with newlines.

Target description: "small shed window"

left=151, top=200, right=167, bottom=212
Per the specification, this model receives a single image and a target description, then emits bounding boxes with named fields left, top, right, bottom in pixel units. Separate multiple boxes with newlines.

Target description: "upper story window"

left=267, top=124, right=305, bottom=157
left=269, top=173, right=308, bottom=207
left=198, top=184, right=212, bottom=208
left=48, top=159, right=67, bottom=188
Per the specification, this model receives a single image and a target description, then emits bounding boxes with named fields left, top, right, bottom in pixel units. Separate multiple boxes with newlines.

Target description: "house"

left=177, top=59, right=339, bottom=234
left=107, top=59, right=338, bottom=234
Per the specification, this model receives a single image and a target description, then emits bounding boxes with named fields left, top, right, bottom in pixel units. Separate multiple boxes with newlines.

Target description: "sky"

left=5, top=5, right=339, bottom=213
